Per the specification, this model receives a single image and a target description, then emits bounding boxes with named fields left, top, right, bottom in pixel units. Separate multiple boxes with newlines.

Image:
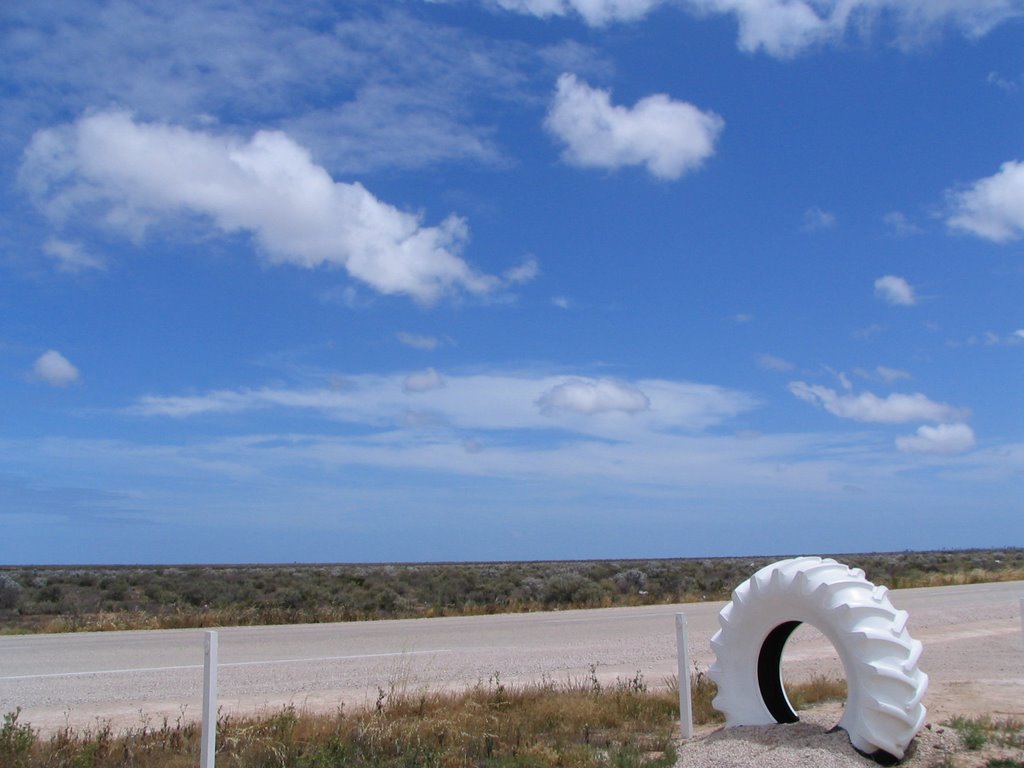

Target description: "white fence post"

left=201, top=630, right=218, bottom=768
left=676, top=613, right=693, bottom=740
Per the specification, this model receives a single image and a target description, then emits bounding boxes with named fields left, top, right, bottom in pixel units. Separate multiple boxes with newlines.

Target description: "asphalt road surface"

left=2, top=581, right=1021, bottom=735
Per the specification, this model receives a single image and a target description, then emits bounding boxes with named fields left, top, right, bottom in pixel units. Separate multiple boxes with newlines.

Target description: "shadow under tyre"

left=708, top=556, right=928, bottom=764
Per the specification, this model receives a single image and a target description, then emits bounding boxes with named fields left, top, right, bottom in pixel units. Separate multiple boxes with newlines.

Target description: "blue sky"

left=1, top=0, right=1022, bottom=565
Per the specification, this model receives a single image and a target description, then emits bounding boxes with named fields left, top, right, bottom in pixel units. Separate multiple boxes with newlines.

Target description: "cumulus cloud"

left=20, top=111, right=503, bottom=304
left=42, top=238, right=104, bottom=272
left=874, top=275, right=917, bottom=306
left=789, top=382, right=965, bottom=423
left=32, top=350, right=80, bottom=387
left=682, top=0, right=1024, bottom=58
left=403, top=368, right=446, bottom=394
left=544, top=74, right=724, bottom=180
left=492, top=0, right=666, bottom=26
left=896, top=423, right=976, bottom=455
left=947, top=159, right=1024, bottom=242
left=537, top=377, right=650, bottom=415
left=503, top=257, right=540, bottom=284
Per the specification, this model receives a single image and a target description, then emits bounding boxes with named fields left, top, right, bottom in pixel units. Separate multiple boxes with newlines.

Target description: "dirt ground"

left=675, top=705, right=1016, bottom=768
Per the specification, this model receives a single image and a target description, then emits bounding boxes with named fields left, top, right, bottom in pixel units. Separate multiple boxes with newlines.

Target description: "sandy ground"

left=676, top=706, right=972, bottom=768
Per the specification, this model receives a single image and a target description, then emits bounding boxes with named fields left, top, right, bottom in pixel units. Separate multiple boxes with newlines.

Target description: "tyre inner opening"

left=758, top=621, right=847, bottom=724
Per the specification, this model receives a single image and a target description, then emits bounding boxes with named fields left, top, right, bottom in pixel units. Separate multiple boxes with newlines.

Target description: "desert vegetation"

left=6, top=666, right=1017, bottom=768
left=1, top=548, right=1021, bottom=634
left=939, top=715, right=1024, bottom=768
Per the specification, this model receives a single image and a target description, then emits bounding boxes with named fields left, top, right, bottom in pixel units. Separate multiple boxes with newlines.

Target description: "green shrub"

left=950, top=716, right=988, bottom=750
left=0, top=575, right=23, bottom=610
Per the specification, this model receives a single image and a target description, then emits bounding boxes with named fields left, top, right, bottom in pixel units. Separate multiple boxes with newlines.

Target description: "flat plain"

left=2, top=580, right=1021, bottom=738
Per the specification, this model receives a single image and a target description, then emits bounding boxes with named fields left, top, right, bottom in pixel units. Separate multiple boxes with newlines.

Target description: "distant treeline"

left=1, top=548, right=1021, bottom=634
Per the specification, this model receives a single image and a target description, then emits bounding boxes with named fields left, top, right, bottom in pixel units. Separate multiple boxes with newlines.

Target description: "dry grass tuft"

left=2, top=671, right=685, bottom=768
left=784, top=674, right=848, bottom=711
left=1, top=670, right=865, bottom=768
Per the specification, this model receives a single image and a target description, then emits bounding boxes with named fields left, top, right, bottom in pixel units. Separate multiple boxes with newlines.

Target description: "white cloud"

left=883, top=211, right=922, bottom=236
left=128, top=370, right=758, bottom=437
left=875, top=366, right=912, bottom=383
left=492, top=0, right=666, bottom=26
left=987, top=71, right=1020, bottom=92
left=896, top=423, right=976, bottom=455
left=21, top=110, right=504, bottom=304
left=789, top=382, right=965, bottom=423
left=685, top=0, right=838, bottom=56
left=285, top=85, right=505, bottom=175
left=131, top=389, right=258, bottom=418
left=947, top=159, right=1024, bottom=242
left=503, top=257, right=540, bottom=284
left=544, top=74, right=724, bottom=180
left=682, top=0, right=1024, bottom=58
left=874, top=275, right=917, bottom=306
left=32, top=350, right=80, bottom=387
left=801, top=206, right=836, bottom=231
left=397, top=332, right=442, bottom=351
left=488, top=0, right=1024, bottom=52
left=757, top=353, right=794, bottom=372
left=536, top=378, right=650, bottom=415
left=947, top=329, right=1024, bottom=347
left=2, top=7, right=547, bottom=176
left=852, top=323, right=885, bottom=340
left=403, top=368, right=446, bottom=394
left=42, top=238, right=104, bottom=272
left=552, top=296, right=572, bottom=309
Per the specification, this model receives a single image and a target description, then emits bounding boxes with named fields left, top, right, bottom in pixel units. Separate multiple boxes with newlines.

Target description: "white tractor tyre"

left=708, top=556, right=928, bottom=764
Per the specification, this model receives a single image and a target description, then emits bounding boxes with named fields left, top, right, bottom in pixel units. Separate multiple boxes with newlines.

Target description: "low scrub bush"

left=2, top=548, right=1020, bottom=635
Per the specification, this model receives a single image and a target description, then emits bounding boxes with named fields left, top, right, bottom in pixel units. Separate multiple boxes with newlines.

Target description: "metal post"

left=676, top=613, right=693, bottom=740
left=201, top=630, right=218, bottom=768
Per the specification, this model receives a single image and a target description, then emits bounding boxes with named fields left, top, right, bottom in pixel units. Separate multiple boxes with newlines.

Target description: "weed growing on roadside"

left=0, top=709, right=35, bottom=768
left=950, top=715, right=988, bottom=750
left=948, top=715, right=1024, bottom=752
left=1, top=671, right=899, bottom=768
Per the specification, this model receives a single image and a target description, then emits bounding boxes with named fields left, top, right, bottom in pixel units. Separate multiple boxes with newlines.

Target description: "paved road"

left=2, top=581, right=1021, bottom=734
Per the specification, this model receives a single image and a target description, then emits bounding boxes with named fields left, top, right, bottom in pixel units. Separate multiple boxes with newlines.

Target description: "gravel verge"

left=676, top=707, right=964, bottom=768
